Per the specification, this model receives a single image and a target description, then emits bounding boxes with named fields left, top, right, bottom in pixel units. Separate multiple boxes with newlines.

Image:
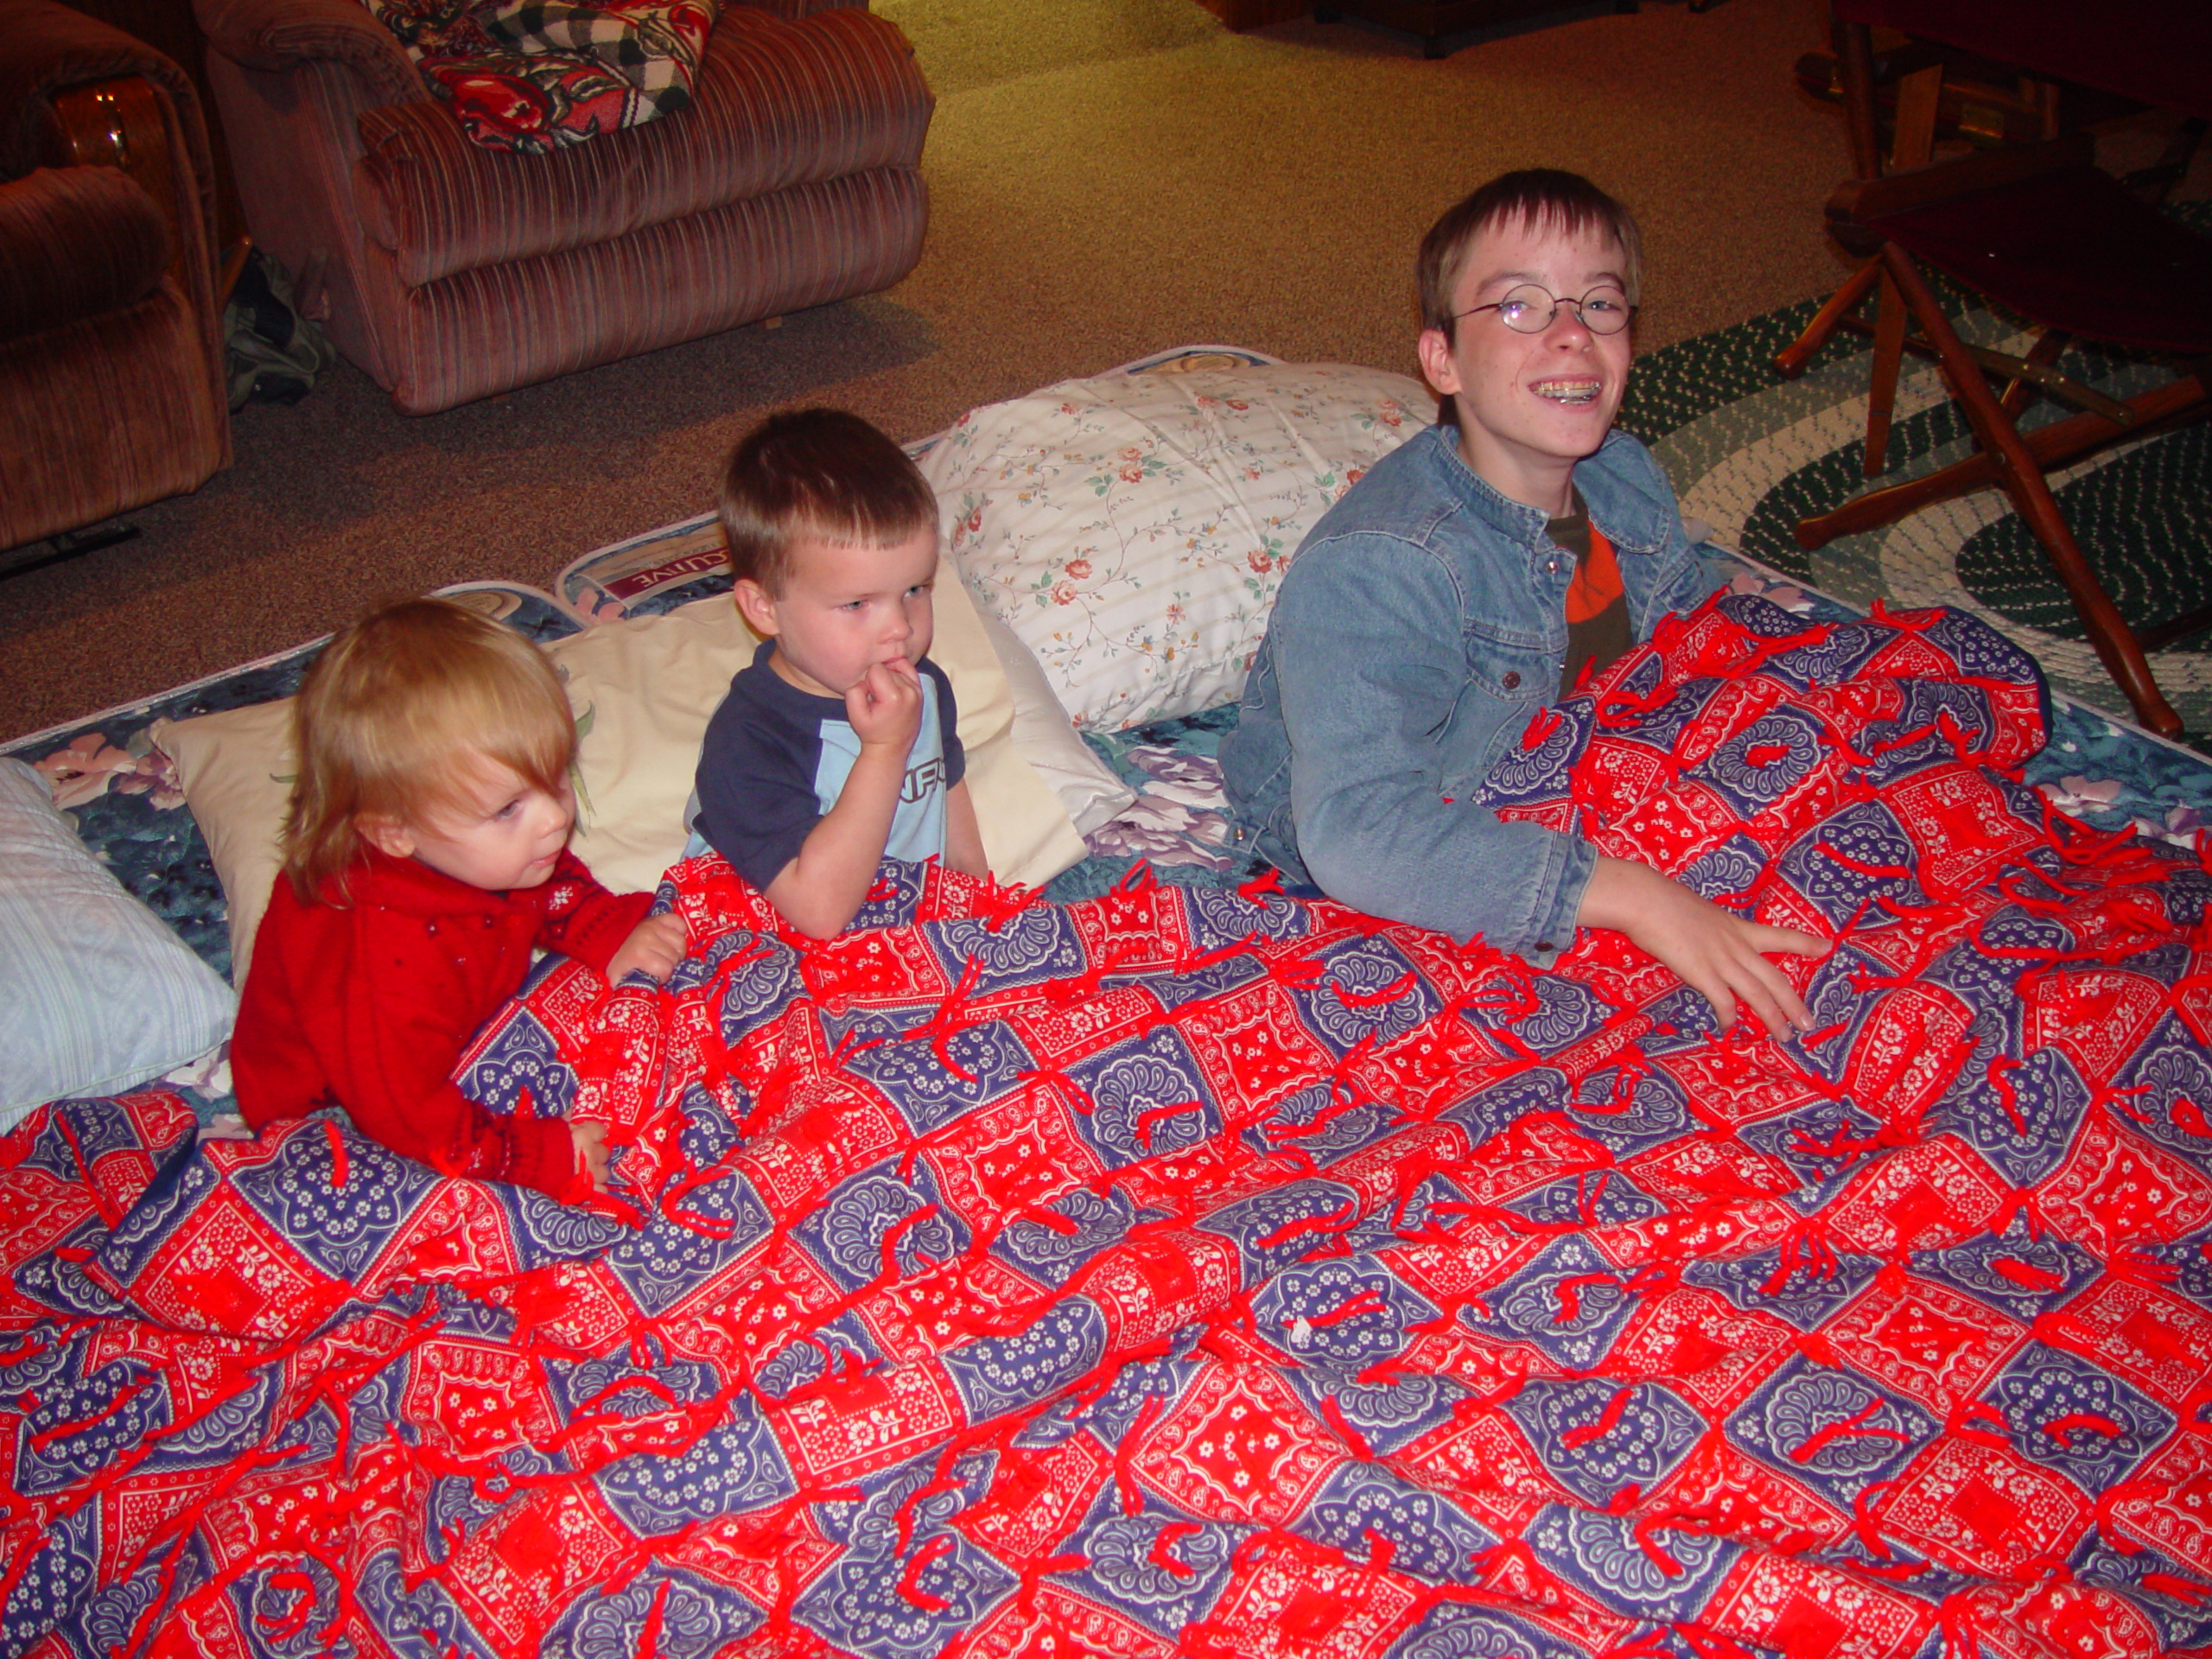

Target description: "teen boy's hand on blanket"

left=607, top=912, right=687, bottom=983
left=1580, top=855, right=1826, bottom=1036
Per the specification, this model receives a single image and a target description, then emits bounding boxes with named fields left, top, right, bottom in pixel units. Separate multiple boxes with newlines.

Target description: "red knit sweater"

left=232, top=846, right=653, bottom=1199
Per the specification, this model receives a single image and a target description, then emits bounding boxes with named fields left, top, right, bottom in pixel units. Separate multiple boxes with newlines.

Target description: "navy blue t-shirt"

left=691, top=643, right=964, bottom=893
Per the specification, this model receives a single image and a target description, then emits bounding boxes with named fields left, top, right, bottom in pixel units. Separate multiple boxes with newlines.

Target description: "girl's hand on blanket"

left=609, top=912, right=687, bottom=983
left=846, top=658, right=924, bottom=753
left=1580, top=856, right=1827, bottom=1037
left=569, top=1120, right=611, bottom=1192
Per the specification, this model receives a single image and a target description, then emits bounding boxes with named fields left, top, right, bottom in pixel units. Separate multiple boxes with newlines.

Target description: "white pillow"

left=920, top=361, right=1437, bottom=731
left=0, top=759, right=236, bottom=1128
left=964, top=582, right=1134, bottom=835
left=549, top=597, right=761, bottom=896
left=155, top=579, right=1092, bottom=983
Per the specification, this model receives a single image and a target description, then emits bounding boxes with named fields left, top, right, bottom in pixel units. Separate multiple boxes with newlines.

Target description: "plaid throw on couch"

left=361, top=0, right=717, bottom=152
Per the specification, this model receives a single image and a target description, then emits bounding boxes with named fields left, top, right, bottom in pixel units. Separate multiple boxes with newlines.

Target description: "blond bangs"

left=282, top=600, right=575, bottom=902
left=353, top=667, right=572, bottom=824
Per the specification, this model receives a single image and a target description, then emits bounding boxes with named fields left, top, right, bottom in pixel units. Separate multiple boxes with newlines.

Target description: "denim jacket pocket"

left=1459, top=620, right=1554, bottom=708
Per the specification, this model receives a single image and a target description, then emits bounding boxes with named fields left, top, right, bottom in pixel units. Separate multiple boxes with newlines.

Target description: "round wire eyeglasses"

left=1455, top=283, right=1635, bottom=335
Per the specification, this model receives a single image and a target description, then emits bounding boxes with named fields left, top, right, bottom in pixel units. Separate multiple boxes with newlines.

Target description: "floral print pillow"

left=919, top=361, right=1436, bottom=732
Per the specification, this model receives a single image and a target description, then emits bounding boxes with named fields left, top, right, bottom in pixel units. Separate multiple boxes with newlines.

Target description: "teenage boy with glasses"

left=1221, top=168, right=1826, bottom=1039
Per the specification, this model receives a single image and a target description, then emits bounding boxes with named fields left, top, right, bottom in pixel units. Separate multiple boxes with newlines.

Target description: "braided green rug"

left=1618, top=211, right=2212, bottom=741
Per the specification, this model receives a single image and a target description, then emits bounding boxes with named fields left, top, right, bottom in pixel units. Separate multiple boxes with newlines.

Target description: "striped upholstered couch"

left=192, top=0, right=933, bottom=414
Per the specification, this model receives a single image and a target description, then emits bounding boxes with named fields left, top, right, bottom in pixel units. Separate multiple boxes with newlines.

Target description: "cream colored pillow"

left=152, top=700, right=294, bottom=988
left=549, top=596, right=760, bottom=896
left=156, top=576, right=1090, bottom=984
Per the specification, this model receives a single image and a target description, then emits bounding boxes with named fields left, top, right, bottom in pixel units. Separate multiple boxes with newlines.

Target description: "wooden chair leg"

left=1777, top=259, right=1880, bottom=378
left=1888, top=64, right=1942, bottom=171
left=1884, top=248, right=2182, bottom=736
left=1795, top=372, right=2211, bottom=550
left=1773, top=259, right=1906, bottom=475
left=2032, top=76, right=2060, bottom=143
left=1822, top=50, right=1935, bottom=480
left=1834, top=17, right=1881, bottom=183
left=1998, top=329, right=2067, bottom=420
left=1865, top=269, right=1908, bottom=476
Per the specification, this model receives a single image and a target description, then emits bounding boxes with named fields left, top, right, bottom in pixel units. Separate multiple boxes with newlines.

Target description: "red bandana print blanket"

left=9, top=594, right=2212, bottom=1658
left=361, top=0, right=715, bottom=153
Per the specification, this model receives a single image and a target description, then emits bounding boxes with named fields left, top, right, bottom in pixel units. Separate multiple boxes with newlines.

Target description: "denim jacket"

left=1219, top=421, right=1719, bottom=967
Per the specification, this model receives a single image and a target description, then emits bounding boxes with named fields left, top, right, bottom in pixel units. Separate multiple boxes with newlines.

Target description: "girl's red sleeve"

left=233, top=878, right=586, bottom=1199
left=532, top=850, right=656, bottom=975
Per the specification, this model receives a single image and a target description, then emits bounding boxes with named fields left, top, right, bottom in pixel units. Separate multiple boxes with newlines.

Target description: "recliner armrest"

left=0, top=164, right=169, bottom=343
left=194, top=0, right=425, bottom=110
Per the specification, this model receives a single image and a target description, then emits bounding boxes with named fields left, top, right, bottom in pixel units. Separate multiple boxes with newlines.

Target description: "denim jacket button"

left=1535, top=940, right=1554, bottom=952
left=1502, top=671, right=1521, bottom=690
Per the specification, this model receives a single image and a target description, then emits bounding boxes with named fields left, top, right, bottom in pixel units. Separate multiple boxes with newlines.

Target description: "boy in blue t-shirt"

left=691, top=409, right=988, bottom=937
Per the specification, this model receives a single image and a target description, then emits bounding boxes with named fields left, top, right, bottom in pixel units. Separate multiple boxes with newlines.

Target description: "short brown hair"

left=1417, top=168, right=1643, bottom=340
left=716, top=408, right=938, bottom=594
left=282, top=597, right=575, bottom=901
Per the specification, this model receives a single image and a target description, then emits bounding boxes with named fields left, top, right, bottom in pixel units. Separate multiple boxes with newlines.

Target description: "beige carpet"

left=874, top=0, right=1220, bottom=95
left=1, top=0, right=1899, bottom=742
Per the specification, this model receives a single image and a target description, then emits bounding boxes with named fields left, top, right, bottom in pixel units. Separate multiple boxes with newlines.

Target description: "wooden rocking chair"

left=1776, top=34, right=2212, bottom=736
